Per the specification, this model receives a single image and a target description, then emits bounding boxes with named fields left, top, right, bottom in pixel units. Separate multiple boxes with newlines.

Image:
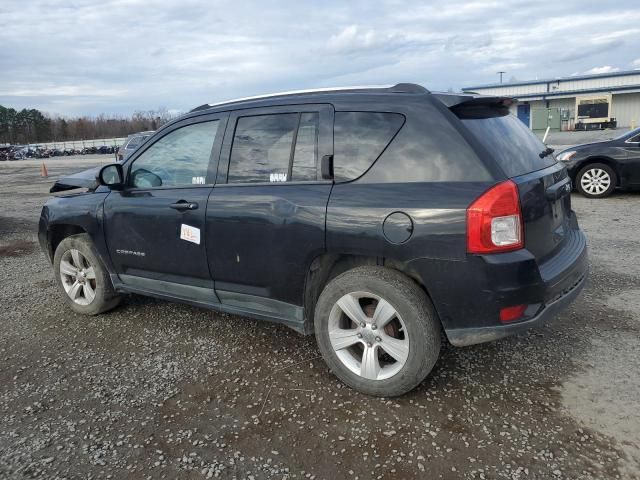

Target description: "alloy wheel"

left=580, top=168, right=611, bottom=196
left=59, top=249, right=97, bottom=305
left=328, top=291, right=409, bottom=381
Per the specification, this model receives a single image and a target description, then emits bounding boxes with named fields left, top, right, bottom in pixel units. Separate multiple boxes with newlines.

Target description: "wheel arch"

left=573, top=156, right=621, bottom=185
left=302, top=253, right=442, bottom=334
left=47, top=223, right=88, bottom=260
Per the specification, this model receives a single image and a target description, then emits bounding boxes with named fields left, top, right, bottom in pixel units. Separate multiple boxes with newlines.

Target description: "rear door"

left=457, top=106, right=571, bottom=260
left=103, top=114, right=226, bottom=299
left=207, top=104, right=333, bottom=320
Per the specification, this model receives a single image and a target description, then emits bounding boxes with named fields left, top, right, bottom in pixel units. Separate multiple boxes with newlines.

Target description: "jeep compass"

left=39, top=84, right=588, bottom=396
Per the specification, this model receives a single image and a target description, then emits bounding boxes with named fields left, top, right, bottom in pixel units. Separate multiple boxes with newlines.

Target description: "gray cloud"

left=1, top=0, right=639, bottom=116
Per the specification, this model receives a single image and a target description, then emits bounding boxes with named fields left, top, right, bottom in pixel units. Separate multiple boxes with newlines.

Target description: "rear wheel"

left=576, top=163, right=616, bottom=198
left=314, top=266, right=441, bottom=397
left=53, top=234, right=121, bottom=315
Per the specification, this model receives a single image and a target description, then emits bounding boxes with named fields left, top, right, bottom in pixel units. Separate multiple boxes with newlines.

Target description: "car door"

left=207, top=104, right=333, bottom=328
left=103, top=113, right=227, bottom=302
left=623, top=133, right=640, bottom=185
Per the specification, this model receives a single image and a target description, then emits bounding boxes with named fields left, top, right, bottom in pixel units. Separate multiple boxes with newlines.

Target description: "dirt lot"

left=1, top=156, right=639, bottom=479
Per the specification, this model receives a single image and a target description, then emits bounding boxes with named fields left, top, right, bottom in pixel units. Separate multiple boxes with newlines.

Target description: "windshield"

left=126, top=136, right=144, bottom=149
left=614, top=127, right=640, bottom=141
left=457, top=107, right=557, bottom=177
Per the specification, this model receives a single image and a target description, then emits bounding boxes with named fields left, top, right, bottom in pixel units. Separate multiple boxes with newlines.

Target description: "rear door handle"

left=170, top=200, right=199, bottom=211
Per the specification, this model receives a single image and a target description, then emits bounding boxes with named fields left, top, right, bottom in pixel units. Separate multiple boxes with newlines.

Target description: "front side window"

left=228, top=112, right=320, bottom=183
left=130, top=121, right=218, bottom=188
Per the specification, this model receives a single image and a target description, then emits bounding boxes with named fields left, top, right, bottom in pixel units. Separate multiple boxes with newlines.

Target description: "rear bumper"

left=446, top=265, right=587, bottom=346
left=406, top=222, right=588, bottom=347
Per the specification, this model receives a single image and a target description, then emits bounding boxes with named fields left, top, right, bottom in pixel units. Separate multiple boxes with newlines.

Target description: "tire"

left=314, top=266, right=441, bottom=397
left=53, top=233, right=121, bottom=315
left=576, top=163, right=616, bottom=198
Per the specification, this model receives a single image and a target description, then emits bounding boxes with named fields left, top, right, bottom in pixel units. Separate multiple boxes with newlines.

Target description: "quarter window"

left=228, top=112, right=320, bottom=183
left=333, top=112, right=404, bottom=182
left=130, top=121, right=218, bottom=188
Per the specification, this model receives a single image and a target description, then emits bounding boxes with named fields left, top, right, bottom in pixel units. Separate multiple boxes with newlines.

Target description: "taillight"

left=467, top=180, right=523, bottom=254
left=500, top=304, right=527, bottom=323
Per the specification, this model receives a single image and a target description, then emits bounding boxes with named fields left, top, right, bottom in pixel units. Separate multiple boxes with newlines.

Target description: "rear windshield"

left=458, top=107, right=556, bottom=177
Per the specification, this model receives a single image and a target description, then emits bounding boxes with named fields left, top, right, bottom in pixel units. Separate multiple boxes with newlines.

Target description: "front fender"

left=39, top=192, right=114, bottom=273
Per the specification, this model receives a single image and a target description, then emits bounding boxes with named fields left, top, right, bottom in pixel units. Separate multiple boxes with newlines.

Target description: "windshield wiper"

left=539, top=147, right=555, bottom=158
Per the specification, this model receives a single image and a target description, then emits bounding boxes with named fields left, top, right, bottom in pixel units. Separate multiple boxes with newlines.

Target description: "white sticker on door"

left=180, top=224, right=201, bottom=244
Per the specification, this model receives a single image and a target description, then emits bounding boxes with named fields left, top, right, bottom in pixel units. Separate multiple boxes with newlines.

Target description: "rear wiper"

left=539, top=147, right=555, bottom=158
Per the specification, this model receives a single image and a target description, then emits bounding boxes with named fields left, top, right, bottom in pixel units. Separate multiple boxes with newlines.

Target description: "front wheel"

left=576, top=163, right=616, bottom=198
left=53, top=234, right=121, bottom=315
left=314, top=266, right=441, bottom=397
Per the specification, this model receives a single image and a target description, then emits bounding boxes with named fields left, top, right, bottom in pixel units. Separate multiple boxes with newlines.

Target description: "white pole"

left=542, top=126, right=551, bottom=144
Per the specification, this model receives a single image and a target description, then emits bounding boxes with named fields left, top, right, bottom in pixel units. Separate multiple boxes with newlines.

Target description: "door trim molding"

left=217, top=289, right=304, bottom=322
left=117, top=274, right=219, bottom=304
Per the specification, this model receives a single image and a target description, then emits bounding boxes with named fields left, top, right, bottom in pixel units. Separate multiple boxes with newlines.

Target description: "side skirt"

left=112, top=274, right=307, bottom=334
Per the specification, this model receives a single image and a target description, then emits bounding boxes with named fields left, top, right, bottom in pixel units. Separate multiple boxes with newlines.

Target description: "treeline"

left=0, top=105, right=178, bottom=145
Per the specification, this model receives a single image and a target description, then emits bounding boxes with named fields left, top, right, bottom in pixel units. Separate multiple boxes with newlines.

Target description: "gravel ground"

left=1, top=157, right=639, bottom=479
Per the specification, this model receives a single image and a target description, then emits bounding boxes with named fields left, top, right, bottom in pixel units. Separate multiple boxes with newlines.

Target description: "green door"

left=532, top=108, right=561, bottom=132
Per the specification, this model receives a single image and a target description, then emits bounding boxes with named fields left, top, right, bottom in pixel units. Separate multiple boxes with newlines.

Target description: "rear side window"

left=333, top=112, right=404, bottom=182
left=291, top=113, right=319, bottom=181
left=228, top=113, right=320, bottom=183
left=458, top=108, right=556, bottom=177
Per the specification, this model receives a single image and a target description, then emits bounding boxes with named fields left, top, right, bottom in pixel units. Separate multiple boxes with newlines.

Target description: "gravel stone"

left=0, top=156, right=638, bottom=479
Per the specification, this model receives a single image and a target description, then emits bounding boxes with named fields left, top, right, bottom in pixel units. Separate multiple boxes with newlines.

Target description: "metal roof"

left=464, top=84, right=640, bottom=101
left=463, top=68, right=640, bottom=91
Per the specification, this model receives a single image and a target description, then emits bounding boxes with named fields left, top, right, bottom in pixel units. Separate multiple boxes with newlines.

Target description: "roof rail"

left=190, top=83, right=429, bottom=112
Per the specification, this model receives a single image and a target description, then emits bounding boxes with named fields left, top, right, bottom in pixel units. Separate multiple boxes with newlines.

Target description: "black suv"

left=39, top=84, right=588, bottom=396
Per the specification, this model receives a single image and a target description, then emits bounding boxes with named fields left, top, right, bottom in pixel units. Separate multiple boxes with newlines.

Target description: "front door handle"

left=170, top=200, right=199, bottom=211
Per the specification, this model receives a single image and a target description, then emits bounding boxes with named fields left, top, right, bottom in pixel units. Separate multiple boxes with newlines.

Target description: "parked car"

left=117, top=131, right=154, bottom=161
left=8, top=145, right=29, bottom=160
left=0, top=145, right=11, bottom=161
left=556, top=127, right=640, bottom=198
left=98, top=145, right=115, bottom=155
left=39, top=84, right=588, bottom=396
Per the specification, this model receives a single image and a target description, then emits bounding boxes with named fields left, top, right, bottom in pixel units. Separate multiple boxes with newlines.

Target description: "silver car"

left=117, top=131, right=154, bottom=162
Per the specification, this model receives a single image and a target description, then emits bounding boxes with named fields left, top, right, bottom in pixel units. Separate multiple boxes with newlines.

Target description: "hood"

left=557, top=139, right=613, bottom=155
left=50, top=166, right=100, bottom=193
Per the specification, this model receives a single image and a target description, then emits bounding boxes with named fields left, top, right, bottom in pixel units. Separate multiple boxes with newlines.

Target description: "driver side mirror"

left=97, top=163, right=124, bottom=189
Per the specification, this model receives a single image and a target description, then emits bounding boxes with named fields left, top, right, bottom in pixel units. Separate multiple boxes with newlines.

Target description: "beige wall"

left=513, top=95, right=640, bottom=128
left=612, top=93, right=640, bottom=128
left=508, top=93, right=640, bottom=128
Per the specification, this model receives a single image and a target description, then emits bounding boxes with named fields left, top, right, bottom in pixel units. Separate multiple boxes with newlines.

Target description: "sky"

left=1, top=0, right=640, bottom=117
